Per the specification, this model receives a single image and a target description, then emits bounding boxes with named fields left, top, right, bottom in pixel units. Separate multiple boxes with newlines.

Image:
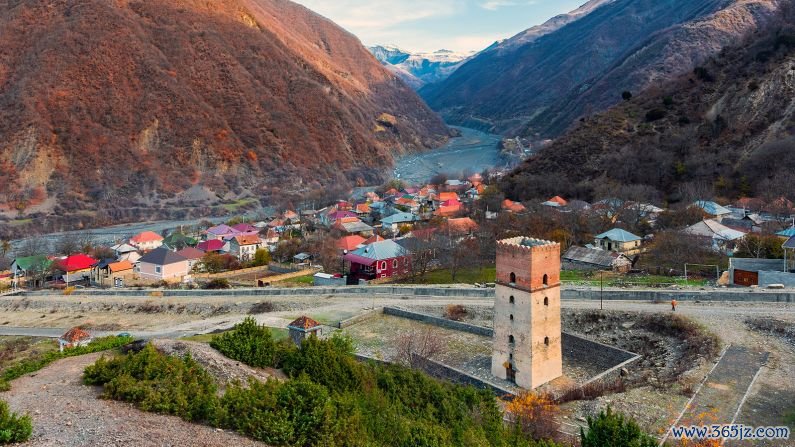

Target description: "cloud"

left=294, top=0, right=459, bottom=29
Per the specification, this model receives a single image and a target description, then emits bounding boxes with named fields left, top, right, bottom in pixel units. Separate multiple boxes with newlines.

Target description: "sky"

left=292, top=0, right=587, bottom=53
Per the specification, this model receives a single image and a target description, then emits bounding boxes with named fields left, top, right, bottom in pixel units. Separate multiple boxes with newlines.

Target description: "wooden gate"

left=733, top=269, right=758, bottom=287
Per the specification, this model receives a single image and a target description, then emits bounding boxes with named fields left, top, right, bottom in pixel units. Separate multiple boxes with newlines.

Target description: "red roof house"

left=337, top=235, right=366, bottom=251
left=129, top=231, right=164, bottom=251
left=58, top=327, right=92, bottom=352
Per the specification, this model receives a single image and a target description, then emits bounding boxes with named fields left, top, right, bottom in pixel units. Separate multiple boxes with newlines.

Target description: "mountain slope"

left=0, top=0, right=448, bottom=218
left=422, top=0, right=782, bottom=138
left=368, top=46, right=475, bottom=89
left=500, top=5, right=795, bottom=204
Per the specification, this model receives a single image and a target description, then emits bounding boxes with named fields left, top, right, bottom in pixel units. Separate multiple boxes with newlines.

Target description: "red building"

left=343, top=239, right=410, bottom=281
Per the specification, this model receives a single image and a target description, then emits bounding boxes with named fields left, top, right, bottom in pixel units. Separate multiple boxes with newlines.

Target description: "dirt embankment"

left=2, top=352, right=267, bottom=447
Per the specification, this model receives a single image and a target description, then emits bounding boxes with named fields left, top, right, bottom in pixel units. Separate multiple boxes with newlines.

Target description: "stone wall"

left=338, top=307, right=383, bottom=329
left=758, top=271, right=795, bottom=287
left=563, top=288, right=795, bottom=303
left=411, top=354, right=517, bottom=398
left=382, top=307, right=493, bottom=336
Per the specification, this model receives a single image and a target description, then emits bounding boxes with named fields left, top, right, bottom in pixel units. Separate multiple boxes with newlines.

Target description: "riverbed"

left=393, top=126, right=503, bottom=185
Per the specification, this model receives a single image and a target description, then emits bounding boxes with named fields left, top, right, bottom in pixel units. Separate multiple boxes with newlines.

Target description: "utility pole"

left=600, top=271, right=604, bottom=311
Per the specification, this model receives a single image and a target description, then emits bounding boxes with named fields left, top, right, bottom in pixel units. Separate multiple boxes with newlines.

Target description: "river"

left=393, top=126, right=503, bottom=185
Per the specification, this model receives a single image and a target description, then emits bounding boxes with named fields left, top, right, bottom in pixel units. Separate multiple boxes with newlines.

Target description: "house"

left=434, top=203, right=463, bottom=218
left=111, top=243, right=141, bottom=263
left=231, top=223, right=260, bottom=236
left=683, top=219, right=746, bottom=254
left=437, top=192, right=460, bottom=204
left=692, top=200, right=732, bottom=221
left=363, top=234, right=387, bottom=245
left=197, top=239, right=226, bottom=253
left=784, top=236, right=795, bottom=273
left=354, top=203, right=371, bottom=216
left=395, top=197, right=421, bottom=213
left=287, top=316, right=323, bottom=346
left=129, top=231, right=164, bottom=251
left=293, top=253, right=313, bottom=266
left=58, top=327, right=92, bottom=352
left=501, top=199, right=527, bottom=213
left=177, top=247, right=205, bottom=270
left=283, top=210, right=301, bottom=224
left=94, top=260, right=135, bottom=287
left=54, top=254, right=98, bottom=285
left=593, top=228, right=642, bottom=254
left=776, top=226, right=795, bottom=239
left=380, top=212, right=418, bottom=233
left=562, top=246, right=632, bottom=273
left=205, top=224, right=239, bottom=241
left=229, top=235, right=263, bottom=261
left=136, top=248, right=190, bottom=282
left=162, top=232, right=198, bottom=250
left=344, top=239, right=410, bottom=281
left=722, top=214, right=765, bottom=233
left=262, top=228, right=280, bottom=246
left=333, top=217, right=375, bottom=237
left=337, top=235, right=366, bottom=251
left=445, top=217, right=479, bottom=236
left=541, top=196, right=568, bottom=208
left=10, top=255, right=53, bottom=287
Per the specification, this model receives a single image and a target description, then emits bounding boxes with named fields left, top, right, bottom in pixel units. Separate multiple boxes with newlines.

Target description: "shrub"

left=622, top=91, right=632, bottom=101
left=251, top=249, right=271, bottom=267
left=581, top=407, right=656, bottom=447
left=645, top=109, right=667, bottom=122
left=0, top=400, right=32, bottom=444
left=282, top=333, right=361, bottom=393
left=203, top=279, right=230, bottom=290
left=444, top=304, right=468, bottom=321
left=210, top=317, right=278, bottom=368
left=84, top=344, right=218, bottom=422
left=248, top=301, right=275, bottom=314
left=506, top=392, right=560, bottom=440
left=62, top=286, right=76, bottom=296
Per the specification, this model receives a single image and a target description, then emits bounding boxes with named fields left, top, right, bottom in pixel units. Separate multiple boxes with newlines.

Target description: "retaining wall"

left=758, top=271, right=795, bottom=288
left=411, top=354, right=516, bottom=398
left=23, top=286, right=495, bottom=299
left=563, top=288, right=795, bottom=303
left=338, top=308, right=383, bottom=329
left=383, top=307, right=493, bottom=336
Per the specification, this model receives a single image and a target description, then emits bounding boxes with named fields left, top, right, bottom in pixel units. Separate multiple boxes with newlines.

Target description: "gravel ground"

left=2, top=353, right=267, bottom=447
left=151, top=339, right=285, bottom=388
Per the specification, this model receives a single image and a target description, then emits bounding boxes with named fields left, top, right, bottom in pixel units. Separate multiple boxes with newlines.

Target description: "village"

left=2, top=171, right=795, bottom=293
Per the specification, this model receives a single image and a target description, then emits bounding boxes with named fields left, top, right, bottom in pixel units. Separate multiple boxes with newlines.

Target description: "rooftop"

left=60, top=327, right=91, bottom=343
left=138, top=247, right=188, bottom=266
left=595, top=228, right=642, bottom=242
left=130, top=231, right=164, bottom=244
left=287, top=316, right=321, bottom=332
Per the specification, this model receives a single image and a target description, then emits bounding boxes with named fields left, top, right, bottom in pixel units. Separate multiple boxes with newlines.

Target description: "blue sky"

left=292, top=0, right=587, bottom=53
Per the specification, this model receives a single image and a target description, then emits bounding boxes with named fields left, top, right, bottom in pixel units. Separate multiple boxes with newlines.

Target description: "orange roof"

left=364, top=234, right=386, bottom=245
left=396, top=197, right=419, bottom=206
left=288, top=316, right=321, bottom=331
left=446, top=217, right=479, bottom=233
left=130, top=231, right=163, bottom=244
left=435, top=204, right=462, bottom=217
left=502, top=199, right=527, bottom=213
left=61, top=327, right=91, bottom=343
left=283, top=210, right=299, bottom=220
left=337, top=235, right=366, bottom=251
left=234, top=235, right=262, bottom=246
left=547, top=196, right=568, bottom=206
left=339, top=217, right=361, bottom=224
left=107, top=260, right=134, bottom=273
left=355, top=203, right=371, bottom=213
left=438, top=192, right=459, bottom=202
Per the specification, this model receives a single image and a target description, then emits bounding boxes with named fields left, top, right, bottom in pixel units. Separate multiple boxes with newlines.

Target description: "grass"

left=786, top=408, right=795, bottom=428
left=221, top=198, right=258, bottom=212
left=0, top=337, right=59, bottom=371
left=404, top=266, right=496, bottom=284
left=560, top=269, right=709, bottom=287
left=181, top=327, right=288, bottom=344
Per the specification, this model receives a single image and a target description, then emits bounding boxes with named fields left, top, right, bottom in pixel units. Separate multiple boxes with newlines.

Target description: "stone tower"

left=491, top=237, right=562, bottom=389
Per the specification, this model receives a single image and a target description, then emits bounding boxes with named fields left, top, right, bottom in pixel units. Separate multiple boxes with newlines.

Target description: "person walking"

left=671, top=299, right=677, bottom=311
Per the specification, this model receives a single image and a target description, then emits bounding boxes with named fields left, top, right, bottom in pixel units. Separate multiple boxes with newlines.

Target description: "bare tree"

left=16, top=238, right=49, bottom=258
left=392, top=327, right=446, bottom=368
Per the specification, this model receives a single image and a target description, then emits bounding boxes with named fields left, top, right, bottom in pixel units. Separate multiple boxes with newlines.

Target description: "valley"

left=393, top=127, right=504, bottom=184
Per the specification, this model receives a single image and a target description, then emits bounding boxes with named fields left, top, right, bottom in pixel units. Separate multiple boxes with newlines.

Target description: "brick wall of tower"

left=492, top=237, right=563, bottom=389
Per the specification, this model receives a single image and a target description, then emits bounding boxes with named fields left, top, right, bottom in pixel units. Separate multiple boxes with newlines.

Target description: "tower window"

left=544, top=336, right=550, bottom=346
left=544, top=297, right=549, bottom=306
left=542, top=274, right=549, bottom=286
left=508, top=335, right=515, bottom=345
left=509, top=314, right=514, bottom=321
left=509, top=296, right=514, bottom=304
left=509, top=272, right=516, bottom=284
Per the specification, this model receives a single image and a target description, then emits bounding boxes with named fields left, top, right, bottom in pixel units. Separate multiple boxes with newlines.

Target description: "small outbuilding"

left=58, top=327, right=92, bottom=352
left=287, top=316, right=323, bottom=346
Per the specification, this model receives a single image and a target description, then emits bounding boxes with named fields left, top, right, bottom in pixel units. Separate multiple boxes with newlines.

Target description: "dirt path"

left=2, top=353, right=267, bottom=447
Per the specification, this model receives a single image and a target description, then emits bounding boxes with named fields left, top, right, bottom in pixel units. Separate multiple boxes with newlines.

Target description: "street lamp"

left=342, top=249, right=348, bottom=276
left=600, top=270, right=604, bottom=311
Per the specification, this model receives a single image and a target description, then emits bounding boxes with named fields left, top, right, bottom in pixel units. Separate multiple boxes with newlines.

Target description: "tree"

left=0, top=240, right=10, bottom=258
left=251, top=248, right=271, bottom=267
left=622, top=91, right=633, bottom=101
left=392, top=327, right=446, bottom=368
left=0, top=399, right=32, bottom=443
left=734, top=234, right=784, bottom=259
left=200, top=252, right=226, bottom=273
left=506, top=392, right=560, bottom=441
left=581, top=407, right=656, bottom=447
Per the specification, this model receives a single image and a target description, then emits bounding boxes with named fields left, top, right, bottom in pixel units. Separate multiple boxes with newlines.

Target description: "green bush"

left=203, top=278, right=231, bottom=290
left=84, top=344, right=218, bottom=422
left=0, top=400, right=32, bottom=444
left=210, top=317, right=281, bottom=368
left=581, top=407, right=656, bottom=447
left=282, top=333, right=362, bottom=393
left=0, top=335, right=133, bottom=390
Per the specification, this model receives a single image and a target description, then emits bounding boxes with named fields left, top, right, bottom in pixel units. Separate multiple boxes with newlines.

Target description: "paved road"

left=0, top=327, right=194, bottom=340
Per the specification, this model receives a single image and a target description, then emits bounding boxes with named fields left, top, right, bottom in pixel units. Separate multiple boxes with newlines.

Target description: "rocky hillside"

left=422, top=0, right=783, bottom=138
left=500, top=3, right=795, bottom=204
left=0, top=0, right=448, bottom=219
left=368, top=46, right=475, bottom=89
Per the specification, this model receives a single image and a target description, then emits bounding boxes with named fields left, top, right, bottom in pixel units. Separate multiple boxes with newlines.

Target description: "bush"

left=282, top=333, right=361, bottom=393
left=251, top=249, right=271, bottom=267
left=210, top=317, right=279, bottom=368
left=84, top=344, right=218, bottom=422
left=203, top=279, right=230, bottom=290
left=444, top=304, right=468, bottom=321
left=0, top=400, right=32, bottom=444
left=581, top=407, right=656, bottom=447
left=0, top=335, right=133, bottom=389
left=645, top=109, right=667, bottom=122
